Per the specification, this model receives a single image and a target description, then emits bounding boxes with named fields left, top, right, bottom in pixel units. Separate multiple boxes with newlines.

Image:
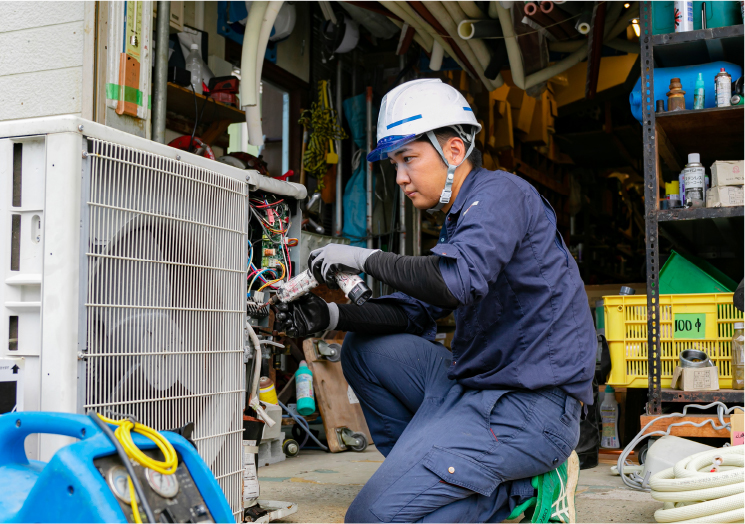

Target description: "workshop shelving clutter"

left=638, top=2, right=744, bottom=415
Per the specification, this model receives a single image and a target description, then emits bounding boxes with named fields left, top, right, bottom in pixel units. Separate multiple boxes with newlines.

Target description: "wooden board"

left=302, top=338, right=372, bottom=453
left=640, top=414, right=732, bottom=438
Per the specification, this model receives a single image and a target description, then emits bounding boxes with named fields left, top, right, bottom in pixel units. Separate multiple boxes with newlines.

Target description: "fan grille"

left=84, top=139, right=246, bottom=519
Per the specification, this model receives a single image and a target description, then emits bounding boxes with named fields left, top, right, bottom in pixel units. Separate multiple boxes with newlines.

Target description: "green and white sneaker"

left=547, top=450, right=580, bottom=523
left=506, top=451, right=580, bottom=523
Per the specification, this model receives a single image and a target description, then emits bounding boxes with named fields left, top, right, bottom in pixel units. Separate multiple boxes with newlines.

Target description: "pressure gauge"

left=107, top=465, right=137, bottom=504
left=145, top=468, right=179, bottom=499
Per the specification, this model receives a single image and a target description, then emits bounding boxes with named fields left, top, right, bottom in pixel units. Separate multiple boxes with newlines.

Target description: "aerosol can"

left=269, top=269, right=372, bottom=306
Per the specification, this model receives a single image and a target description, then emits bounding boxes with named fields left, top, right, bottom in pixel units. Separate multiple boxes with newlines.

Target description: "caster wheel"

left=325, top=343, right=342, bottom=362
left=283, top=439, right=300, bottom=457
left=349, top=432, right=368, bottom=452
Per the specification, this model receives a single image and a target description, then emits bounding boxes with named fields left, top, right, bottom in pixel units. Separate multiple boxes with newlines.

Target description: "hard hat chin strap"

left=426, top=129, right=476, bottom=214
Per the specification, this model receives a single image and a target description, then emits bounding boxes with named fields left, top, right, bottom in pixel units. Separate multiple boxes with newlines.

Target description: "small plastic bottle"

left=295, top=361, right=316, bottom=416
left=185, top=43, right=203, bottom=94
left=693, top=73, right=705, bottom=109
left=732, top=322, right=744, bottom=390
left=600, top=386, right=620, bottom=449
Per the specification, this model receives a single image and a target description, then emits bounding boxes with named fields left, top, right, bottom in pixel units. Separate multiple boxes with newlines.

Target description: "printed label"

left=348, top=385, right=360, bottom=404
left=243, top=440, right=260, bottom=501
left=693, top=370, right=713, bottom=389
left=296, top=375, right=314, bottom=400
left=674, top=313, right=706, bottom=339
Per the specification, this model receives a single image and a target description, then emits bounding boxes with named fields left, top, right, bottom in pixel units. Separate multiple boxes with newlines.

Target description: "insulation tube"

left=458, top=19, right=503, bottom=39
left=429, top=40, right=445, bottom=70
left=576, top=10, right=592, bottom=34
left=381, top=1, right=434, bottom=52
left=247, top=1, right=284, bottom=148
left=152, top=1, right=170, bottom=143
left=496, top=1, right=625, bottom=90
left=458, top=1, right=487, bottom=19
left=440, top=1, right=504, bottom=87
left=390, top=18, right=432, bottom=54
left=428, top=1, right=503, bottom=90
left=240, top=2, right=268, bottom=108
left=391, top=1, right=471, bottom=75
left=488, top=1, right=499, bottom=19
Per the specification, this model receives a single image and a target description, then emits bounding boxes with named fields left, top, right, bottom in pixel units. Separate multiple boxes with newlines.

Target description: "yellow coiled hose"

left=99, top=414, right=179, bottom=523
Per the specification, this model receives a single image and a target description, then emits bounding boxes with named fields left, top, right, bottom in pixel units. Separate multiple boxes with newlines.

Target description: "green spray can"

left=295, top=360, right=316, bottom=416
left=693, top=73, right=705, bottom=109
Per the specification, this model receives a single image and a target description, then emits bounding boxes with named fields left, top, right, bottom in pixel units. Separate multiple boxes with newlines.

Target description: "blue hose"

left=278, top=400, right=328, bottom=451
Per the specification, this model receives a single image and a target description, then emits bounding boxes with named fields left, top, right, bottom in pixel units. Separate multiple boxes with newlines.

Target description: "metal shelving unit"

left=639, top=3, right=744, bottom=416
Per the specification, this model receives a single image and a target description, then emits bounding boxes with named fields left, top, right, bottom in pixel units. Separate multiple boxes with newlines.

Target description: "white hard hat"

left=367, top=79, right=482, bottom=213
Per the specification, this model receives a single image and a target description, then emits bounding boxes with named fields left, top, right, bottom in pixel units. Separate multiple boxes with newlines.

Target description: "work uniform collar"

left=444, top=167, right=483, bottom=217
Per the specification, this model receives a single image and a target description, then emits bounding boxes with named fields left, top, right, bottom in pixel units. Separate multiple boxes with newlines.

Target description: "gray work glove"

left=308, top=244, right=380, bottom=289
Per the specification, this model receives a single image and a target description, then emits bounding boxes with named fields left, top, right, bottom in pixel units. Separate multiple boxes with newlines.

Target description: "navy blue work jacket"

left=372, top=168, right=597, bottom=405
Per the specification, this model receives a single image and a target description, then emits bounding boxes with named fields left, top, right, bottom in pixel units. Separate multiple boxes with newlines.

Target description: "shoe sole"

left=564, top=451, right=580, bottom=524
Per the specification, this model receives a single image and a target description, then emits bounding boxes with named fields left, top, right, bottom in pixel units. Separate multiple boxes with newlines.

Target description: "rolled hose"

left=649, top=446, right=744, bottom=523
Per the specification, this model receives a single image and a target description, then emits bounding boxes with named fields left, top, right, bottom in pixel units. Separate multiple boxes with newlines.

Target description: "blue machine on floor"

left=0, top=412, right=234, bottom=523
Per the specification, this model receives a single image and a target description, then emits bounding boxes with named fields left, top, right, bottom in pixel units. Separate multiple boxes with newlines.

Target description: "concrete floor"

left=258, top=447, right=660, bottom=523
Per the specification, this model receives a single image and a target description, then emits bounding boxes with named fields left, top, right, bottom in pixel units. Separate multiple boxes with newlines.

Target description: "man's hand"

left=308, top=244, right=380, bottom=289
left=273, top=293, right=331, bottom=337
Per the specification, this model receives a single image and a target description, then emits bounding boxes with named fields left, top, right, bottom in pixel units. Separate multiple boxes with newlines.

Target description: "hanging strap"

left=426, top=127, right=476, bottom=214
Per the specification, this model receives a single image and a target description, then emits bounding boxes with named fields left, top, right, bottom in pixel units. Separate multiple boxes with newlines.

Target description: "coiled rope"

left=298, top=80, right=348, bottom=189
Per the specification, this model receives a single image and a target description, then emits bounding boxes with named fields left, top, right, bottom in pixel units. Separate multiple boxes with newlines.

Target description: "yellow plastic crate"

left=604, top=293, right=742, bottom=388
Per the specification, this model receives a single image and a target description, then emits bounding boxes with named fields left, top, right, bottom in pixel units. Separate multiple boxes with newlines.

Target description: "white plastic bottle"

left=600, top=385, right=620, bottom=449
left=185, top=43, right=203, bottom=94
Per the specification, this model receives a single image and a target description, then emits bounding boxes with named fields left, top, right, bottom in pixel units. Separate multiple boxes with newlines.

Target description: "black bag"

left=575, top=375, right=600, bottom=470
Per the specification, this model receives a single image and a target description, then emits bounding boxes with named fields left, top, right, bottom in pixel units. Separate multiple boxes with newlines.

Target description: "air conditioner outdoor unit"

left=0, top=116, right=306, bottom=519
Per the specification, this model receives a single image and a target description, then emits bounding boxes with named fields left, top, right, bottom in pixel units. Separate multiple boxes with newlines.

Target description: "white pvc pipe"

left=240, top=1, right=268, bottom=108
left=429, top=40, right=445, bottom=70
left=496, top=1, right=624, bottom=91
left=247, top=1, right=284, bottom=148
left=382, top=1, right=434, bottom=52
left=390, top=18, right=432, bottom=54
left=335, top=59, right=343, bottom=237
left=439, top=1, right=504, bottom=89
left=459, top=0, right=487, bottom=19
left=392, top=1, right=470, bottom=75
left=428, top=1, right=502, bottom=91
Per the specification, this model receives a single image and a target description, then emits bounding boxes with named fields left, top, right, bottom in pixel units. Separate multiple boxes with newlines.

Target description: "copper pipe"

left=524, top=2, right=538, bottom=15
left=540, top=1, right=554, bottom=14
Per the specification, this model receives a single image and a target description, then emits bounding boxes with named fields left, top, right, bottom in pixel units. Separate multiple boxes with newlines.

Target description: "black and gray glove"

left=308, top=244, right=380, bottom=289
left=273, top=293, right=339, bottom=337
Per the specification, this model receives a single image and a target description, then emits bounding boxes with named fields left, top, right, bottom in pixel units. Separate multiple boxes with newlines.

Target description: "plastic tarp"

left=342, top=93, right=376, bottom=247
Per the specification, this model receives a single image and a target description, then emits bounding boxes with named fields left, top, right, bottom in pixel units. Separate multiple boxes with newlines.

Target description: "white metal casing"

left=0, top=116, right=306, bottom=520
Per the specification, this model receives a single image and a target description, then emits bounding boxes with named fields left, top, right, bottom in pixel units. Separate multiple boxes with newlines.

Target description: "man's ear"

left=446, top=136, right=466, bottom=165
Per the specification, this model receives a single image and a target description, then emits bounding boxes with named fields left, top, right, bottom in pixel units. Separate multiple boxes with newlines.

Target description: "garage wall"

left=0, top=2, right=94, bottom=122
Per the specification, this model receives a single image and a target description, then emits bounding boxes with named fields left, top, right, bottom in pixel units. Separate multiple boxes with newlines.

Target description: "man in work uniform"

left=274, top=79, right=596, bottom=523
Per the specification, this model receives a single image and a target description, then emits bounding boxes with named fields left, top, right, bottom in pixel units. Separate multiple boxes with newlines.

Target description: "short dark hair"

left=415, top=126, right=482, bottom=170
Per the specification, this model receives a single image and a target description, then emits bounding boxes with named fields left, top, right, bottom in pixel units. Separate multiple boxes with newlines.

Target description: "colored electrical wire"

left=249, top=267, right=275, bottom=292
left=258, top=262, right=286, bottom=291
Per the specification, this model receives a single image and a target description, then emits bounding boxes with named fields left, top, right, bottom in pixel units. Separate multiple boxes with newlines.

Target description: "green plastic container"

left=659, top=250, right=737, bottom=294
left=652, top=1, right=742, bottom=35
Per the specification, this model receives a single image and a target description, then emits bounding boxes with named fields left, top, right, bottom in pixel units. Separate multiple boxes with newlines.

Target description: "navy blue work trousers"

left=341, top=333, right=582, bottom=523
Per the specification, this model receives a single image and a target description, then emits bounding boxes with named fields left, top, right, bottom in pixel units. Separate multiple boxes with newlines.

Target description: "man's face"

left=387, top=137, right=463, bottom=210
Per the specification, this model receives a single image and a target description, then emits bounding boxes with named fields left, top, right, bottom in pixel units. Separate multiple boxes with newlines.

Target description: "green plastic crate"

left=659, top=250, right=737, bottom=294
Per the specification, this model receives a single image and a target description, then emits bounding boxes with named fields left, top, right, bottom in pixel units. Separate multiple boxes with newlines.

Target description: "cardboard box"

left=731, top=407, right=744, bottom=446
left=670, top=365, right=719, bottom=391
left=711, top=160, right=744, bottom=187
left=706, top=185, right=744, bottom=208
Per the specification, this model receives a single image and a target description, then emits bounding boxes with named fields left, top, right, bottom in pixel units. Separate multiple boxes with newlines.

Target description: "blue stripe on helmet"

left=386, top=114, right=423, bottom=130
left=463, top=107, right=473, bottom=112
